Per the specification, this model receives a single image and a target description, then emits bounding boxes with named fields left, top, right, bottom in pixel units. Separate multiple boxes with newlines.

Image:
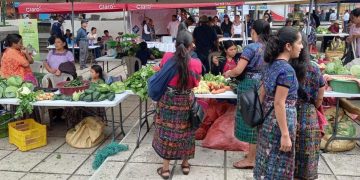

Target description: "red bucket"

left=56, top=80, right=90, bottom=96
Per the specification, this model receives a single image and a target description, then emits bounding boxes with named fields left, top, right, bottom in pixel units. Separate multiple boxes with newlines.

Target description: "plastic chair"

left=123, top=56, right=142, bottom=78
left=41, top=73, right=74, bottom=88
left=30, top=61, right=44, bottom=73
left=208, top=51, right=222, bottom=72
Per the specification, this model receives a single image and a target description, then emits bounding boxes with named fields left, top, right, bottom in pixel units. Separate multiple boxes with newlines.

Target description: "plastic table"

left=322, top=91, right=360, bottom=152
left=316, top=33, right=349, bottom=37
left=95, top=56, right=124, bottom=73
left=46, top=45, right=100, bottom=50
left=0, top=91, right=131, bottom=140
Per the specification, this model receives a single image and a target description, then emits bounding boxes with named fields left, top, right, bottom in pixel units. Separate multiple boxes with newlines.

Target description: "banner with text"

left=19, top=19, right=40, bottom=61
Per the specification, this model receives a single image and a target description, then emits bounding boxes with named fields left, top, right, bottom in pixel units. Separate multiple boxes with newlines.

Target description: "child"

left=90, top=65, right=105, bottom=84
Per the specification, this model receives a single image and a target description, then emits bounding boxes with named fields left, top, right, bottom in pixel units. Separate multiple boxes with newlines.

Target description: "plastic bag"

left=202, top=106, right=249, bottom=151
left=320, top=114, right=357, bottom=152
left=66, top=116, right=105, bottom=149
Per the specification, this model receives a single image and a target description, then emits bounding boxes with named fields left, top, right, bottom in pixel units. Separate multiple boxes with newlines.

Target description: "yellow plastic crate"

left=8, top=119, right=47, bottom=151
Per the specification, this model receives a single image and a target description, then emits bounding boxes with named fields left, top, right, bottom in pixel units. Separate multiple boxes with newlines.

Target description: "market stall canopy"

left=18, top=2, right=126, bottom=14
left=126, top=2, right=244, bottom=11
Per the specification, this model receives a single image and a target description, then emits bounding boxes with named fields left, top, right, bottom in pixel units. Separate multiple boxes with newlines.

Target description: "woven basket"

left=329, top=79, right=360, bottom=94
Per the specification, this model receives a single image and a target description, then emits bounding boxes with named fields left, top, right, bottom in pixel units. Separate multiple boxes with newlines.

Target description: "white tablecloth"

left=95, top=56, right=122, bottom=62
left=219, top=37, right=252, bottom=41
left=146, top=42, right=175, bottom=53
left=195, top=91, right=360, bottom=99
left=316, top=33, right=349, bottom=37
left=47, top=45, right=100, bottom=50
left=0, top=91, right=131, bottom=108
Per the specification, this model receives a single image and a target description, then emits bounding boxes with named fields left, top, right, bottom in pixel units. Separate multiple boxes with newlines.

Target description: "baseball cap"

left=81, top=19, right=88, bottom=24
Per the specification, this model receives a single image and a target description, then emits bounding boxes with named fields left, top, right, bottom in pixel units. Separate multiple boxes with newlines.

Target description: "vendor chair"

left=208, top=51, right=222, bottom=72
left=30, top=61, right=44, bottom=73
left=41, top=73, right=73, bottom=88
left=123, top=56, right=142, bottom=78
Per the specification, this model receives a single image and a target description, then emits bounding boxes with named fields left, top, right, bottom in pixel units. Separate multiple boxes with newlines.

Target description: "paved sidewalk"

left=91, top=111, right=360, bottom=180
left=0, top=61, right=359, bottom=180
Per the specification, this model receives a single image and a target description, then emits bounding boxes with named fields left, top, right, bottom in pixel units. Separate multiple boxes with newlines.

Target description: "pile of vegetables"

left=194, top=73, right=231, bottom=94
left=327, top=38, right=345, bottom=52
left=64, top=78, right=85, bottom=87
left=325, top=59, right=350, bottom=75
left=36, top=92, right=55, bottom=101
left=150, top=47, right=165, bottom=59
left=316, top=27, right=330, bottom=34
left=0, top=76, right=36, bottom=118
left=350, top=65, right=360, bottom=78
left=54, top=82, right=125, bottom=102
left=202, top=73, right=227, bottom=84
left=15, top=86, right=36, bottom=118
left=124, top=66, right=155, bottom=100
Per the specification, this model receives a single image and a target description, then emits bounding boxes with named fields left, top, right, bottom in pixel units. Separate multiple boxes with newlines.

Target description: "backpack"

left=238, top=84, right=273, bottom=127
left=148, top=58, right=177, bottom=101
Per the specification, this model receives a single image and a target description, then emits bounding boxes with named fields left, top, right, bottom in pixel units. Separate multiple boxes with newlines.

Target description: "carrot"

left=224, top=86, right=231, bottom=91
left=211, top=88, right=227, bottom=94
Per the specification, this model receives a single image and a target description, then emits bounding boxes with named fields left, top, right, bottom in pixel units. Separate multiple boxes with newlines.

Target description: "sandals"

left=181, top=164, right=191, bottom=175
left=157, top=167, right=170, bottom=179
left=233, top=161, right=254, bottom=169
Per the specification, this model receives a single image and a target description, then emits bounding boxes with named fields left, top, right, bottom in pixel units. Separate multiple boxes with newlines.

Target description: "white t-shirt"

left=343, top=12, right=350, bottom=21
left=233, top=23, right=243, bottom=35
left=330, top=12, right=337, bottom=21
left=167, top=21, right=180, bottom=38
left=87, top=33, right=97, bottom=45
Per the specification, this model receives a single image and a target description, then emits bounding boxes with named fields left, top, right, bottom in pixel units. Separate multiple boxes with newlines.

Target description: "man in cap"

left=193, top=15, right=218, bottom=73
left=76, top=19, right=89, bottom=70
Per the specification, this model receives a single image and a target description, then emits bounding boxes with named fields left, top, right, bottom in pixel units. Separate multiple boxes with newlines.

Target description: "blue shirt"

left=75, top=28, right=87, bottom=44
left=51, top=22, right=63, bottom=37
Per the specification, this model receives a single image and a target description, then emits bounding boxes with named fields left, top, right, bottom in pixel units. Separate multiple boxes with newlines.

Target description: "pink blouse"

left=160, top=53, right=202, bottom=89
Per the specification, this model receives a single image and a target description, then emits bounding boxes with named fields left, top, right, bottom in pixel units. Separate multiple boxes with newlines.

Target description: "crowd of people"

left=48, top=16, right=118, bottom=70
left=151, top=8, right=360, bottom=180
left=0, top=6, right=360, bottom=180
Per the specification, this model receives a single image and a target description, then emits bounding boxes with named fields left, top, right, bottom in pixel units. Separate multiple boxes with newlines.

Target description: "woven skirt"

left=254, top=97, right=297, bottom=180
left=152, top=88, right=195, bottom=160
left=235, top=77, right=260, bottom=144
left=294, top=102, right=321, bottom=180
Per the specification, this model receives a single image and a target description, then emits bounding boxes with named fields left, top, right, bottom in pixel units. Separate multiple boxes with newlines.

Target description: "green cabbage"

left=22, top=82, right=34, bottom=91
left=6, top=76, right=23, bottom=87
left=96, top=84, right=111, bottom=93
left=325, top=60, right=350, bottom=75
left=110, top=82, right=126, bottom=94
left=4, top=86, right=18, bottom=98
left=0, top=86, right=4, bottom=98
left=350, top=65, right=360, bottom=77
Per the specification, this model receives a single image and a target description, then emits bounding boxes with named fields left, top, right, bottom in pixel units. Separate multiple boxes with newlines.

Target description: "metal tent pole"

left=337, top=1, right=340, bottom=20
left=71, top=0, right=75, bottom=55
left=242, top=5, right=247, bottom=46
left=307, top=0, right=314, bottom=36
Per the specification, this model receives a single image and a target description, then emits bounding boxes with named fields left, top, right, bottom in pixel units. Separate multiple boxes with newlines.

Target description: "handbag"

left=148, top=58, right=177, bottom=101
left=239, top=84, right=273, bottom=128
left=189, top=99, right=201, bottom=130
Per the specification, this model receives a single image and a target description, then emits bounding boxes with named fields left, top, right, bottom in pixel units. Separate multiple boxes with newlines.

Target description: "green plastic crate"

left=329, top=79, right=360, bottom=94
left=0, top=113, right=12, bottom=138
